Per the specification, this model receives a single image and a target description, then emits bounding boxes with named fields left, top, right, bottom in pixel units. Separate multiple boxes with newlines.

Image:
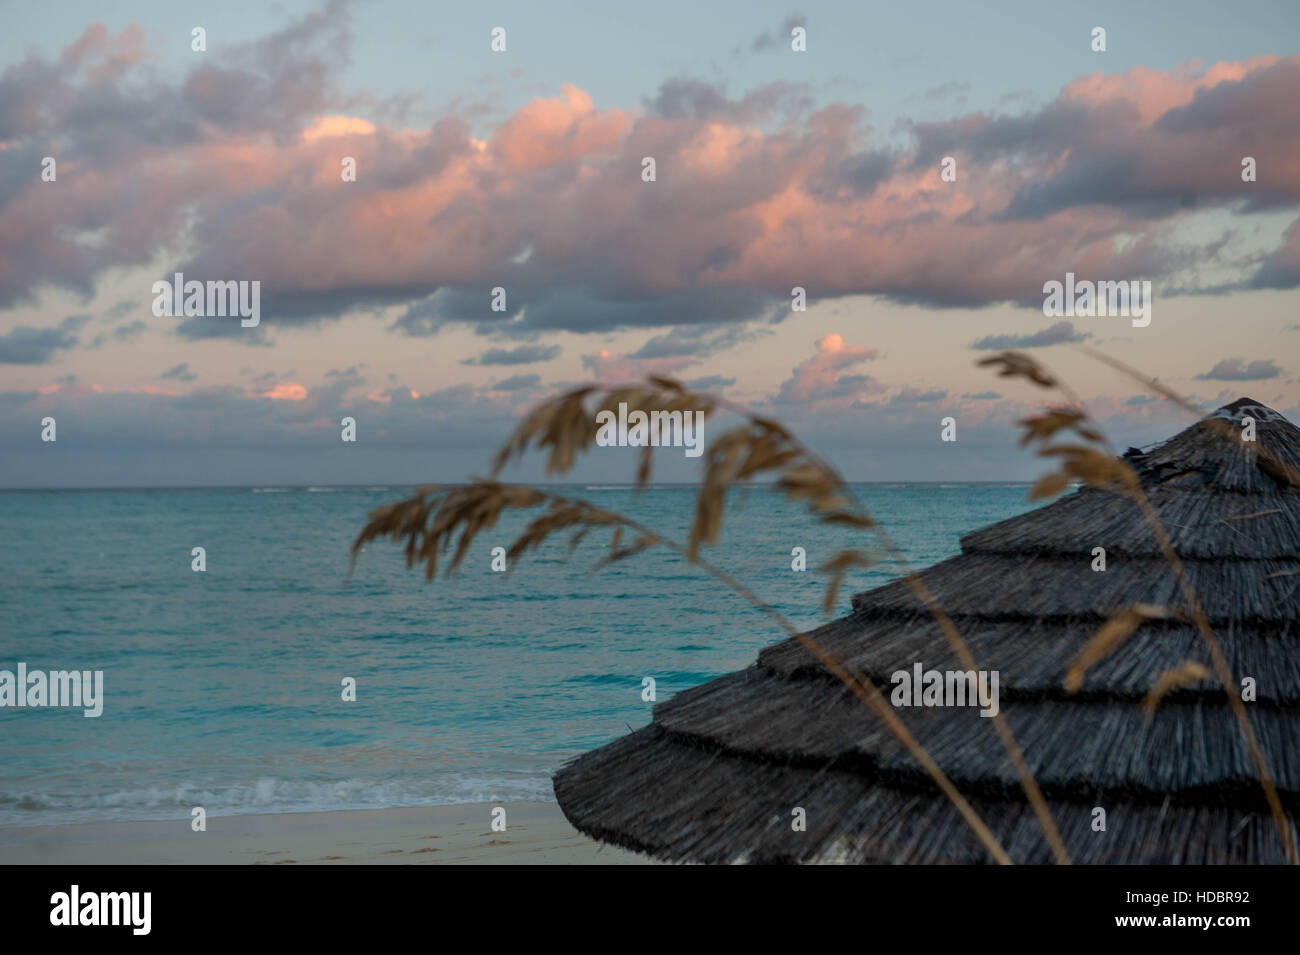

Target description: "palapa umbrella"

left=553, top=398, right=1300, bottom=863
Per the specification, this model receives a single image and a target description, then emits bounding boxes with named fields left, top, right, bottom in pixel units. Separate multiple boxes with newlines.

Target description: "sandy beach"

left=0, top=801, right=655, bottom=865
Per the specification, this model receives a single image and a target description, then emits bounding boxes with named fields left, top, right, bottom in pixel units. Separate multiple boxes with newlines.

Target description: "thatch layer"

left=652, top=667, right=1300, bottom=804
left=962, top=484, right=1300, bottom=559
left=758, top=613, right=1300, bottom=703
left=853, top=554, right=1300, bottom=623
left=554, top=399, right=1300, bottom=863
left=555, top=725, right=1298, bottom=864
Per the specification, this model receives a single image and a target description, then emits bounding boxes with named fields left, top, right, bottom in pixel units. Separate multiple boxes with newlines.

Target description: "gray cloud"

left=685, top=374, right=736, bottom=391
left=88, top=320, right=149, bottom=349
left=461, top=344, right=561, bottom=366
left=644, top=78, right=812, bottom=124
left=160, top=362, right=197, bottom=381
left=884, top=386, right=948, bottom=409
left=969, top=321, right=1090, bottom=351
left=490, top=373, right=541, bottom=392
left=113, top=320, right=147, bottom=343
left=397, top=283, right=782, bottom=338
left=629, top=323, right=769, bottom=360
left=1195, top=358, right=1285, bottom=381
left=0, top=314, right=89, bottom=364
left=175, top=316, right=271, bottom=346
left=1250, top=218, right=1300, bottom=290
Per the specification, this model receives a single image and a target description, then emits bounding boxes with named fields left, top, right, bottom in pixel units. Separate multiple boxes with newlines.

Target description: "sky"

left=1, top=0, right=1298, bottom=487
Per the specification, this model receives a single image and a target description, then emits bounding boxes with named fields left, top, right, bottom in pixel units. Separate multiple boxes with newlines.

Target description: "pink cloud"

left=490, top=84, right=631, bottom=173
left=775, top=333, right=883, bottom=403
left=1060, top=58, right=1277, bottom=123
left=2, top=21, right=1298, bottom=332
left=263, top=383, right=308, bottom=401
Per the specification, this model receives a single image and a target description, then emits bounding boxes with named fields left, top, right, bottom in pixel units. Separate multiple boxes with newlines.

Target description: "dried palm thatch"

left=554, top=396, right=1300, bottom=863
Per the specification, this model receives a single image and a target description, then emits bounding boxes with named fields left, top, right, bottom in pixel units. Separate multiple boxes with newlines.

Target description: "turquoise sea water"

left=0, top=484, right=1036, bottom=826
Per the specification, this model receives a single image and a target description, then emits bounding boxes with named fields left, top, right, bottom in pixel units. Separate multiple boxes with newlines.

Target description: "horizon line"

left=0, top=480, right=1039, bottom=492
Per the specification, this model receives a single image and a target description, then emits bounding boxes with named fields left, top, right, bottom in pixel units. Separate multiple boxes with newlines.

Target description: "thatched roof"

left=554, top=398, right=1300, bottom=863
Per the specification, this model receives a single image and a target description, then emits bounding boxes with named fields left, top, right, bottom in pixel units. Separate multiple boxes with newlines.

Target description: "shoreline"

left=0, top=801, right=655, bottom=865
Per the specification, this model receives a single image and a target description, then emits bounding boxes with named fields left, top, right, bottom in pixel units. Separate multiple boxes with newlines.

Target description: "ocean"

left=0, top=484, right=1038, bottom=826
